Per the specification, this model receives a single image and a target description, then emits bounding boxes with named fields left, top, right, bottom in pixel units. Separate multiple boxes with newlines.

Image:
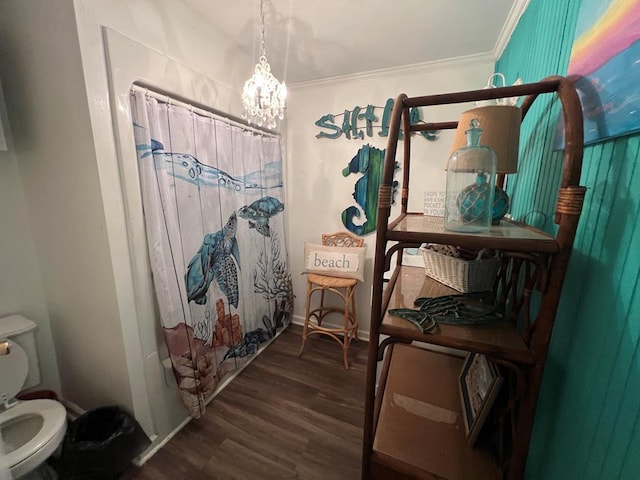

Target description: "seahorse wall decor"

left=341, top=144, right=399, bottom=236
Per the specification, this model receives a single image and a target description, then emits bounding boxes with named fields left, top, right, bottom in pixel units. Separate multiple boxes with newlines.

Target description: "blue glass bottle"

left=444, top=119, right=496, bottom=232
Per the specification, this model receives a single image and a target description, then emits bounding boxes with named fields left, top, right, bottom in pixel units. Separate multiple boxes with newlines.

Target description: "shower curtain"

left=130, top=90, right=292, bottom=418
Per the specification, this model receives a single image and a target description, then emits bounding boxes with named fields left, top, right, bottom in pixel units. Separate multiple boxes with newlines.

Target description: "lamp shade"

left=448, top=105, right=521, bottom=174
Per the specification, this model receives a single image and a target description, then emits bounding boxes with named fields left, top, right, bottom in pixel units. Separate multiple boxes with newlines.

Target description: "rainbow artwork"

left=567, top=0, right=640, bottom=144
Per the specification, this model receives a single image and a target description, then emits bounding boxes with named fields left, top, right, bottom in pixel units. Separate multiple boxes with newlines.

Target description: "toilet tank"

left=0, top=315, right=41, bottom=390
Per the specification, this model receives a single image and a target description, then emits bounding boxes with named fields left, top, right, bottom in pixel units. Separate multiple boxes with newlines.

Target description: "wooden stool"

left=298, top=232, right=363, bottom=369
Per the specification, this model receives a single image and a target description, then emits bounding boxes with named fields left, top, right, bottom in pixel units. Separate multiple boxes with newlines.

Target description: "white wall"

left=286, top=57, right=496, bottom=336
left=0, top=78, right=61, bottom=394
left=0, top=0, right=130, bottom=411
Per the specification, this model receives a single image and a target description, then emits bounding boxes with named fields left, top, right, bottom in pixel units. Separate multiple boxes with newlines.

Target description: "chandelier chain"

left=260, top=0, right=266, bottom=59
left=241, top=0, right=287, bottom=129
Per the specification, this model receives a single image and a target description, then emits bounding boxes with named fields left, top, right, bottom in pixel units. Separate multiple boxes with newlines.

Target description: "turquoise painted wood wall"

left=496, top=1, right=640, bottom=479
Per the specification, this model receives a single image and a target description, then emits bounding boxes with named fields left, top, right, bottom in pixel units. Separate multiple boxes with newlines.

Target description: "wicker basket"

left=420, top=246, right=500, bottom=293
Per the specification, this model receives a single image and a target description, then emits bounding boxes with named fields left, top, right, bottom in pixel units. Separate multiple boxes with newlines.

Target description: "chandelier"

left=241, top=0, right=287, bottom=129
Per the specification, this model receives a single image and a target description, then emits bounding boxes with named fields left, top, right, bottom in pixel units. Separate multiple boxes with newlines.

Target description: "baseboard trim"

left=133, top=417, right=189, bottom=466
left=58, top=398, right=85, bottom=422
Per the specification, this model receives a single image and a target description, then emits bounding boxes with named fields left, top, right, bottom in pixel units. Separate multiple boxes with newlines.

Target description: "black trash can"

left=55, top=406, right=151, bottom=480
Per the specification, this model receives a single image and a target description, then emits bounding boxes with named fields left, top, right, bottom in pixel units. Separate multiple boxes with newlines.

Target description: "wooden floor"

left=121, top=324, right=368, bottom=480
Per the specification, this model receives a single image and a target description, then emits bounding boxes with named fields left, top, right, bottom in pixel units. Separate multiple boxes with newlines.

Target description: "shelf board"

left=387, top=214, right=558, bottom=254
left=372, top=343, right=499, bottom=480
left=381, top=266, right=533, bottom=365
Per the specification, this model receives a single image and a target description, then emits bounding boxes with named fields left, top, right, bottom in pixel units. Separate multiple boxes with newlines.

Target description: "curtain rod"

left=130, top=83, right=280, bottom=139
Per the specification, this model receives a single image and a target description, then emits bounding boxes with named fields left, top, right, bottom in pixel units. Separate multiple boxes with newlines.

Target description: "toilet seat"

left=1, top=399, right=67, bottom=478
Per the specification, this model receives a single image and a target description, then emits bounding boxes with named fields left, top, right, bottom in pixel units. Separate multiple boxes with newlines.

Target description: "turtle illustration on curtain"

left=238, top=196, right=285, bottom=237
left=186, top=213, right=241, bottom=307
left=131, top=90, right=292, bottom=418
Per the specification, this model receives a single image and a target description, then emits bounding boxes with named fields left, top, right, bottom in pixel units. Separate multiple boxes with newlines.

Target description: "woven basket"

left=420, top=246, right=500, bottom=293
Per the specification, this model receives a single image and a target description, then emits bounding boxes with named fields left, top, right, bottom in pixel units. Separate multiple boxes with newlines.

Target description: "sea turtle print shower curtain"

left=130, top=91, right=292, bottom=418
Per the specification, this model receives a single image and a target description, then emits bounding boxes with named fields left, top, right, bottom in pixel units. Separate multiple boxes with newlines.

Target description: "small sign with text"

left=424, top=191, right=445, bottom=217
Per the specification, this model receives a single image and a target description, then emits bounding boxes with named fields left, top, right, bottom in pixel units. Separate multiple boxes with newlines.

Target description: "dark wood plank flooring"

left=121, top=324, right=368, bottom=480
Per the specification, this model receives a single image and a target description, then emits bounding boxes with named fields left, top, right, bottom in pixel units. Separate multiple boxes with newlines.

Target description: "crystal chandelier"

left=242, top=0, right=287, bottom=129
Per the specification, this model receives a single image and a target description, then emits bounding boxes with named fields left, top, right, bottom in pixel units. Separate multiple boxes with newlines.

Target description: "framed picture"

left=458, top=353, right=503, bottom=447
left=555, top=0, right=640, bottom=147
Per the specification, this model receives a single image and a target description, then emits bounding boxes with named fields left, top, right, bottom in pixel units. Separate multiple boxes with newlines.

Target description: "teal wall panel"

left=496, top=1, right=640, bottom=479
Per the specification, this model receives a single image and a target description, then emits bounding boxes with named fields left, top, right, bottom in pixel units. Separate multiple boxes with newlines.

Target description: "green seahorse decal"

left=341, top=144, right=398, bottom=236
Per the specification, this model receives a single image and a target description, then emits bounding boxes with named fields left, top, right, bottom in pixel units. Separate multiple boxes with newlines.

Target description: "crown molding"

left=290, top=52, right=496, bottom=90
left=493, top=0, right=530, bottom=60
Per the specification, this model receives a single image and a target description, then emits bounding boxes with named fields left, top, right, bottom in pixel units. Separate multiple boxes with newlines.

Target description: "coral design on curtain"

left=130, top=90, right=292, bottom=418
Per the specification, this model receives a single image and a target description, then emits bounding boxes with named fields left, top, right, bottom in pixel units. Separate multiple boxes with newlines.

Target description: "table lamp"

left=447, top=105, right=521, bottom=227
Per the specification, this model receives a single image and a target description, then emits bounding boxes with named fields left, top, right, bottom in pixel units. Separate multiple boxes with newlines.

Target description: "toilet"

left=0, top=315, right=67, bottom=479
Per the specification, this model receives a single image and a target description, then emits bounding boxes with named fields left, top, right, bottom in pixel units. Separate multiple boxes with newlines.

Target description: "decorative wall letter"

left=315, top=98, right=438, bottom=141
left=315, top=114, right=342, bottom=139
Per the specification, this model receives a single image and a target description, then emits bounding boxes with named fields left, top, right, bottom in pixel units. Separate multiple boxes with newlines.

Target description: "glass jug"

left=444, top=119, right=496, bottom=233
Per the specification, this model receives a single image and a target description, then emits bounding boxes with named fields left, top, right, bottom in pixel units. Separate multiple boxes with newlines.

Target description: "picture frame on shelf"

left=458, top=352, right=503, bottom=447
